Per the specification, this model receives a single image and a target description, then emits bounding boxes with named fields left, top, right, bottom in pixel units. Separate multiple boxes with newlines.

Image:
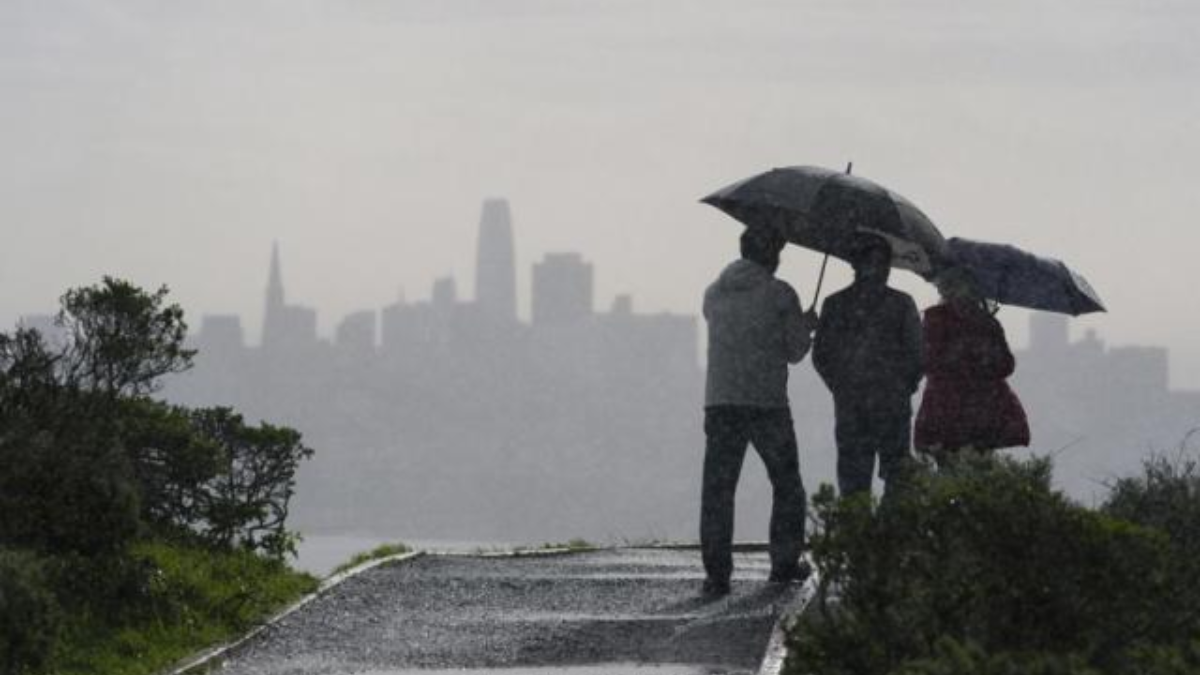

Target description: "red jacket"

left=914, top=302, right=1030, bottom=451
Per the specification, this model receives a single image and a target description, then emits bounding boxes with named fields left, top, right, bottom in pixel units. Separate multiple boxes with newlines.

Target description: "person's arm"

left=781, top=285, right=812, bottom=364
left=901, top=296, right=924, bottom=392
left=812, top=297, right=838, bottom=385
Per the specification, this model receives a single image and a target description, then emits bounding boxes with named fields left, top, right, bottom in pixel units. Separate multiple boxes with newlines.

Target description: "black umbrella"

left=947, top=238, right=1106, bottom=315
left=702, top=165, right=949, bottom=304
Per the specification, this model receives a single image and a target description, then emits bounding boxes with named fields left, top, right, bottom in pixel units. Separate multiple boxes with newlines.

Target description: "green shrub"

left=893, top=637, right=1101, bottom=675
left=1102, top=440, right=1200, bottom=657
left=50, top=541, right=318, bottom=675
left=785, top=455, right=1179, bottom=675
left=1104, top=435, right=1200, bottom=554
left=0, top=549, right=62, bottom=675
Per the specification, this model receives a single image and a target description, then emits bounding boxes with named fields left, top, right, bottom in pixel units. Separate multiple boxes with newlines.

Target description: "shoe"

left=768, top=559, right=812, bottom=584
left=701, top=577, right=731, bottom=597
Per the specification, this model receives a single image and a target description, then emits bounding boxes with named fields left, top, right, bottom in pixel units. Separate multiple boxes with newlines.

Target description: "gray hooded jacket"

left=704, top=259, right=811, bottom=408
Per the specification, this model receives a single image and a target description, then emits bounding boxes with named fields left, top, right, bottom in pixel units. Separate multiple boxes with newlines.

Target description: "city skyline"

left=5, top=2, right=1199, bottom=388
left=193, top=198, right=698, bottom=356
left=16, top=194, right=1197, bottom=394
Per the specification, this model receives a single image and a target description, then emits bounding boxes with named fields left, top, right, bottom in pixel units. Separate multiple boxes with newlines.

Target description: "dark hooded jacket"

left=813, top=281, right=923, bottom=403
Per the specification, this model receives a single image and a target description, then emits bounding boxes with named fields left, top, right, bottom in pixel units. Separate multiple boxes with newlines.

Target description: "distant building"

left=196, top=314, right=245, bottom=355
left=261, top=243, right=319, bottom=353
left=474, top=198, right=518, bottom=324
left=262, top=242, right=287, bottom=347
left=335, top=310, right=377, bottom=357
left=532, top=253, right=593, bottom=325
left=381, top=298, right=432, bottom=355
left=1013, top=313, right=1198, bottom=499
left=598, top=296, right=698, bottom=379
left=431, top=277, right=457, bottom=310
left=1029, top=311, right=1070, bottom=356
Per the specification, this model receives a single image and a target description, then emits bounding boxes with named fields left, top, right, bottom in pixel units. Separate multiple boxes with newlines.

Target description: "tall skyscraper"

left=474, top=199, right=517, bottom=323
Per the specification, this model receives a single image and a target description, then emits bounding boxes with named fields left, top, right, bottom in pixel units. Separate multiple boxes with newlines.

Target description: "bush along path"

left=184, top=547, right=813, bottom=675
left=0, top=278, right=315, bottom=675
left=784, top=450, right=1200, bottom=675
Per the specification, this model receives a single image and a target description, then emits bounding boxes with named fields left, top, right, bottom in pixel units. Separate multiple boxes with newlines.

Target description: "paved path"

left=205, top=548, right=806, bottom=675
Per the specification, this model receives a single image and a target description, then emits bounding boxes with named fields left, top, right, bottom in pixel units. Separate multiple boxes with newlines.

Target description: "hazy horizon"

left=4, top=0, right=1199, bottom=388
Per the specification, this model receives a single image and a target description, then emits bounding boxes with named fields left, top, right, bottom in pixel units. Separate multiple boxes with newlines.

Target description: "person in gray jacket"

left=701, top=225, right=817, bottom=596
left=813, top=236, right=923, bottom=498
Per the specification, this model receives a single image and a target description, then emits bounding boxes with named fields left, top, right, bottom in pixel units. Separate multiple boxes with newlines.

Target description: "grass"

left=515, top=538, right=596, bottom=553
left=469, top=538, right=597, bottom=555
left=46, top=541, right=318, bottom=675
left=329, top=542, right=412, bottom=576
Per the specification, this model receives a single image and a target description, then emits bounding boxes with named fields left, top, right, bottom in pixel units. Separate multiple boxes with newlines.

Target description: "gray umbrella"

left=701, top=165, right=950, bottom=284
left=946, top=237, right=1106, bottom=315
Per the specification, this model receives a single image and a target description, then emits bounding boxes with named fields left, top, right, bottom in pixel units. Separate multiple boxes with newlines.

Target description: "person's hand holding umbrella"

left=800, top=307, right=820, bottom=335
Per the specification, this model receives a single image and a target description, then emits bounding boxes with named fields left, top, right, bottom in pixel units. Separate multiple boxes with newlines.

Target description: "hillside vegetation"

left=0, top=279, right=315, bottom=675
left=786, top=446, right=1200, bottom=674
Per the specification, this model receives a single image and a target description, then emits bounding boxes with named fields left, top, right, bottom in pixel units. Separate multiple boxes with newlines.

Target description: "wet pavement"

left=205, top=548, right=802, bottom=675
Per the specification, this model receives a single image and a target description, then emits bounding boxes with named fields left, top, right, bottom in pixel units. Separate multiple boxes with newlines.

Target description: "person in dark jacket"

left=813, top=236, right=923, bottom=498
left=701, top=225, right=818, bottom=596
left=914, top=266, right=1030, bottom=463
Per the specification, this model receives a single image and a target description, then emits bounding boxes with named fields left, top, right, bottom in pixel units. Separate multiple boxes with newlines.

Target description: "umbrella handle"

left=811, top=253, right=830, bottom=311
left=809, top=161, right=852, bottom=311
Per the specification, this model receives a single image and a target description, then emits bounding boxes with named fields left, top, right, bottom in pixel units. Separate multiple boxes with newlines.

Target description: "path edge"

left=756, top=558, right=819, bottom=675
left=162, top=550, right=426, bottom=675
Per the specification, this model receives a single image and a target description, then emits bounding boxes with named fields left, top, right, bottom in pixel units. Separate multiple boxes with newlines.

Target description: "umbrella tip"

left=845, top=161, right=853, bottom=174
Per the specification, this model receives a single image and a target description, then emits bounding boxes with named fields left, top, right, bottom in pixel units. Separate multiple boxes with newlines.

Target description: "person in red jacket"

left=914, top=267, right=1030, bottom=464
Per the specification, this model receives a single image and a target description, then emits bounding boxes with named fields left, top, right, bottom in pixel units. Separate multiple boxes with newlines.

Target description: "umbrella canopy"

left=701, top=165, right=949, bottom=278
left=947, top=237, right=1106, bottom=315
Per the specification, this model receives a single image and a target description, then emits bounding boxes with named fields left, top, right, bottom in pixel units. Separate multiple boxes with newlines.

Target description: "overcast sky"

left=3, top=0, right=1198, bottom=387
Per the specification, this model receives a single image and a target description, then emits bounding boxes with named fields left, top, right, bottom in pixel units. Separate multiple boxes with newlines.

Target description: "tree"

left=56, top=276, right=193, bottom=398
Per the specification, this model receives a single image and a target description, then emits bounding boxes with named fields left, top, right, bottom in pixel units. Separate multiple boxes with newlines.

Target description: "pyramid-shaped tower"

left=262, top=241, right=286, bottom=348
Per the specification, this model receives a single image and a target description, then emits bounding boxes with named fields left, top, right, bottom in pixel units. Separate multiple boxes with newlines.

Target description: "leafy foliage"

left=0, top=422, right=142, bottom=558
left=0, top=278, right=315, bottom=673
left=785, top=454, right=1195, bottom=675
left=0, top=549, right=61, bottom=675
left=56, top=277, right=193, bottom=398
left=123, top=401, right=313, bottom=558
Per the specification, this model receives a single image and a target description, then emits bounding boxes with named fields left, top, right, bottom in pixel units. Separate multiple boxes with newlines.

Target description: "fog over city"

left=4, top=1, right=1199, bottom=543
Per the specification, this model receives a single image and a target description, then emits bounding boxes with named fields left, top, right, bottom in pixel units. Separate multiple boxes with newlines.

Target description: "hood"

left=714, top=259, right=774, bottom=292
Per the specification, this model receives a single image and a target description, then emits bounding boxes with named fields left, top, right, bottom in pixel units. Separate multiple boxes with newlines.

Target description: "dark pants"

left=701, top=406, right=807, bottom=583
left=834, top=392, right=912, bottom=498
